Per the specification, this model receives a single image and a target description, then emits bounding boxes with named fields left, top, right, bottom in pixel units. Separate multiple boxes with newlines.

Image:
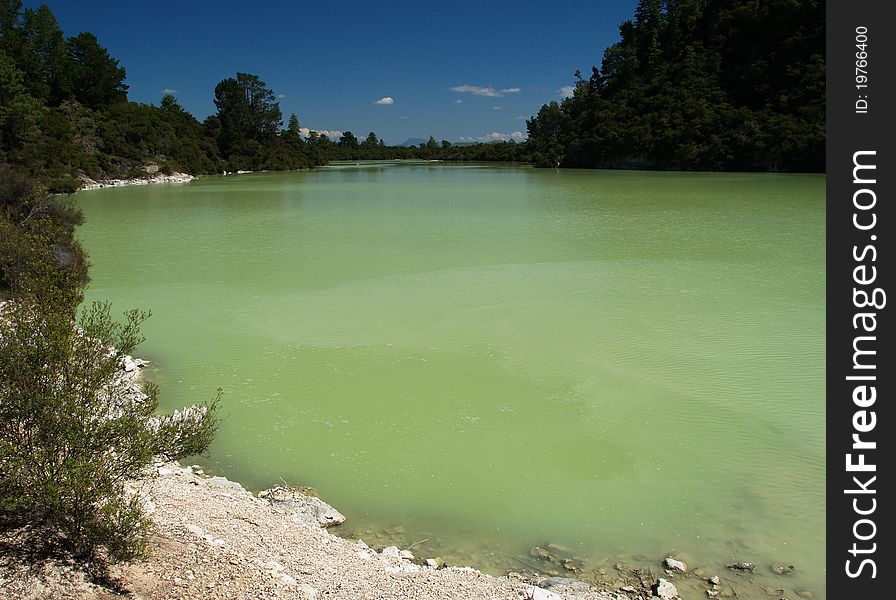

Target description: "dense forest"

left=526, top=0, right=824, bottom=171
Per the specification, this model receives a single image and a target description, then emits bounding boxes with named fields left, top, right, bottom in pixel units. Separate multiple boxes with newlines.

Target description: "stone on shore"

left=538, top=576, right=591, bottom=591
left=258, top=486, right=345, bottom=527
left=78, top=172, right=196, bottom=191
left=526, top=585, right=564, bottom=600
left=663, top=556, right=688, bottom=573
left=652, top=578, right=679, bottom=600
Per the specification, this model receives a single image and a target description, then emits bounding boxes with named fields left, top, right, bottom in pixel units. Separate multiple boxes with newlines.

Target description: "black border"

left=827, top=1, right=893, bottom=596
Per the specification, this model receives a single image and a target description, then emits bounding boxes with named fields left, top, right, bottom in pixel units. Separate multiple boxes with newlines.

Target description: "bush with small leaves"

left=0, top=284, right=219, bottom=567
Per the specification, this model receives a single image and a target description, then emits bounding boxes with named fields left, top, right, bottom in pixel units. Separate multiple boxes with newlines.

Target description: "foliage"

left=0, top=172, right=220, bottom=567
left=0, top=165, right=86, bottom=296
left=213, top=72, right=282, bottom=158
left=525, top=0, right=824, bottom=171
left=0, top=292, right=220, bottom=564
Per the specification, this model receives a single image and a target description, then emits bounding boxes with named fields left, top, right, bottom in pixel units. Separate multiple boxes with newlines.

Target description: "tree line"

left=0, top=1, right=526, bottom=194
left=526, top=0, right=824, bottom=171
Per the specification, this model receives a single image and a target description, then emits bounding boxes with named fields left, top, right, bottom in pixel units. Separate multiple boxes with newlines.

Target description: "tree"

left=0, top=48, right=43, bottom=152
left=338, top=130, right=358, bottom=148
left=19, top=5, right=67, bottom=103
left=213, top=72, right=282, bottom=158
left=159, top=93, right=182, bottom=113
left=526, top=101, right=566, bottom=167
left=65, top=32, right=127, bottom=108
left=362, top=131, right=378, bottom=147
left=0, top=0, right=22, bottom=51
left=1, top=179, right=220, bottom=568
left=287, top=113, right=301, bottom=136
left=524, top=0, right=824, bottom=171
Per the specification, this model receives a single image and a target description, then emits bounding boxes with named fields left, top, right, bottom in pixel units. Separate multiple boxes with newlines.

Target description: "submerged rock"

left=537, top=576, right=590, bottom=592
left=663, top=557, right=688, bottom=573
left=726, top=562, right=755, bottom=572
left=771, top=563, right=795, bottom=575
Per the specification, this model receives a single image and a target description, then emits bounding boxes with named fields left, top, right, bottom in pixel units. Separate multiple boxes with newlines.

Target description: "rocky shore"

left=78, top=171, right=196, bottom=191
left=1, top=457, right=635, bottom=600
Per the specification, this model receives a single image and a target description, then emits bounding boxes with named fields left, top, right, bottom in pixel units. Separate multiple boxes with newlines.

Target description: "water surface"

left=77, top=163, right=825, bottom=598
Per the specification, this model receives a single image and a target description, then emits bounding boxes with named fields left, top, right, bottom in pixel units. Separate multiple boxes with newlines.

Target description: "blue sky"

left=25, top=0, right=638, bottom=145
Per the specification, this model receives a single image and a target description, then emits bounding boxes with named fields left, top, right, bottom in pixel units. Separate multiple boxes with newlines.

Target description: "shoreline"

left=77, top=172, right=197, bottom=191
left=0, top=352, right=817, bottom=599
left=0, top=353, right=651, bottom=600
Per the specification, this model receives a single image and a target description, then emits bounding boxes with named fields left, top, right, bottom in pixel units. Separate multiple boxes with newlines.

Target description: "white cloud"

left=499, top=87, right=522, bottom=94
left=399, top=115, right=409, bottom=119
left=375, top=96, right=394, bottom=105
left=450, top=84, right=502, bottom=97
left=298, top=127, right=344, bottom=140
left=463, top=131, right=528, bottom=143
left=277, top=93, right=287, bottom=99
left=161, top=88, right=177, bottom=95
left=493, top=106, right=503, bottom=110
left=454, top=99, right=463, bottom=104
left=559, top=85, right=575, bottom=98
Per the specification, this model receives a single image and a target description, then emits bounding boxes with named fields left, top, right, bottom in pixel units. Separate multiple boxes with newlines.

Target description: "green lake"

left=76, top=163, right=825, bottom=599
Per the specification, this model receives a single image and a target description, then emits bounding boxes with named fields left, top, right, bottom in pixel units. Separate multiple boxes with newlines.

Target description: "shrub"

left=0, top=282, right=220, bottom=566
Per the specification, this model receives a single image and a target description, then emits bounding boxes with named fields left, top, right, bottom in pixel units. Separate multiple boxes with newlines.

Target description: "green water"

left=77, top=163, right=825, bottom=598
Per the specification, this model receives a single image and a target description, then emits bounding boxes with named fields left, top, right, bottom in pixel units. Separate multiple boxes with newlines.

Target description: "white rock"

left=526, top=586, right=564, bottom=600
left=399, top=550, right=415, bottom=560
left=157, top=466, right=175, bottom=477
left=185, top=523, right=205, bottom=537
left=281, top=573, right=297, bottom=586
left=259, top=486, right=345, bottom=527
left=663, top=556, right=688, bottom=573
left=298, top=584, right=318, bottom=600
left=267, top=561, right=284, bottom=572
left=381, top=546, right=401, bottom=558
left=653, top=578, right=679, bottom=600
left=208, top=476, right=245, bottom=491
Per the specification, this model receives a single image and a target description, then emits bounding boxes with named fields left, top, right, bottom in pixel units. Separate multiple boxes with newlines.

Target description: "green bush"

left=0, top=275, right=220, bottom=567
